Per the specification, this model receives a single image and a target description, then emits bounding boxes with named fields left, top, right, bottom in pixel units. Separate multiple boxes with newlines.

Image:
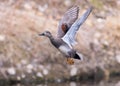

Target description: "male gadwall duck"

left=39, top=6, right=92, bottom=65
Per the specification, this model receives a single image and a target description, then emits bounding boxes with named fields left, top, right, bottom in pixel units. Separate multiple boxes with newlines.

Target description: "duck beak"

left=38, top=33, right=44, bottom=36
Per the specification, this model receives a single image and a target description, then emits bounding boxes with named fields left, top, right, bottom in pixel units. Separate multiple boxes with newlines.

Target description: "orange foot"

left=67, top=58, right=74, bottom=65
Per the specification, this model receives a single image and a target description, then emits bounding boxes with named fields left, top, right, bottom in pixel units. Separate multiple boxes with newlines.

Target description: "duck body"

left=40, top=31, right=81, bottom=60
left=49, top=34, right=82, bottom=60
left=50, top=38, right=75, bottom=57
left=39, top=6, right=92, bottom=64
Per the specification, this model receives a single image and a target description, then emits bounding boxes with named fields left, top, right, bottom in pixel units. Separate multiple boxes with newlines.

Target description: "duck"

left=39, top=6, right=92, bottom=65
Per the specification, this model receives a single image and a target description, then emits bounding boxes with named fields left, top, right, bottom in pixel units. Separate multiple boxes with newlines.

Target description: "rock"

left=64, top=0, right=72, bottom=6
left=70, top=67, right=77, bottom=76
left=116, top=54, right=120, bottom=63
left=21, top=60, right=27, bottom=65
left=26, top=64, right=33, bottom=70
left=21, top=73, right=26, bottom=78
left=38, top=4, right=48, bottom=12
left=26, top=64, right=33, bottom=73
left=7, top=67, right=16, bottom=75
left=43, top=69, right=48, bottom=75
left=0, top=35, right=5, bottom=41
left=70, top=82, right=77, bottom=86
left=17, top=76, right=21, bottom=80
left=36, top=72, right=43, bottom=77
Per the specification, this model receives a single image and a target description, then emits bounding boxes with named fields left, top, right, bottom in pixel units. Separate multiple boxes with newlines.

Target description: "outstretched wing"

left=57, top=6, right=79, bottom=38
left=62, top=7, right=92, bottom=48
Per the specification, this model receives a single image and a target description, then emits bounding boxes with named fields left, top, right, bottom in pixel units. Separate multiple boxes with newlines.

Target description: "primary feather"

left=62, top=7, right=92, bottom=48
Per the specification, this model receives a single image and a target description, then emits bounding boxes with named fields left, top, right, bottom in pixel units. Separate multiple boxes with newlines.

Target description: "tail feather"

left=74, top=52, right=83, bottom=60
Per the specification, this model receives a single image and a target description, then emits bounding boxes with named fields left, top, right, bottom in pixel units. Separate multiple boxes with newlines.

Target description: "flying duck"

left=39, top=6, right=92, bottom=65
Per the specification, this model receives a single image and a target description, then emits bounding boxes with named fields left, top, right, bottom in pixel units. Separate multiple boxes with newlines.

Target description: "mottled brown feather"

left=61, top=23, right=68, bottom=33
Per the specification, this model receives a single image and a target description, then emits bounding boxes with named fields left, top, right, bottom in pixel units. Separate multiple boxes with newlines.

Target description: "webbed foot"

left=67, top=58, right=74, bottom=65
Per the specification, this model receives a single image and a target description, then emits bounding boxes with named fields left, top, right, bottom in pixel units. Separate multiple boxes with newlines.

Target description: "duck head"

left=39, top=31, right=52, bottom=38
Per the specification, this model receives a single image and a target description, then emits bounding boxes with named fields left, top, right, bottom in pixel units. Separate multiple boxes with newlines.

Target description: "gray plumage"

left=39, top=6, right=92, bottom=63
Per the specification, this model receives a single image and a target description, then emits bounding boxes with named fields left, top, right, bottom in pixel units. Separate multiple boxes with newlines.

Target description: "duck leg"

left=67, top=58, right=74, bottom=65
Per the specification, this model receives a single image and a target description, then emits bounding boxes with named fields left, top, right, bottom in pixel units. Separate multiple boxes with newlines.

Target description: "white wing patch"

left=59, top=45, right=71, bottom=56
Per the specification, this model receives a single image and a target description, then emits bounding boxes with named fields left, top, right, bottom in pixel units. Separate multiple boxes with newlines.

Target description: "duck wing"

left=57, top=6, right=79, bottom=38
left=62, top=7, right=92, bottom=48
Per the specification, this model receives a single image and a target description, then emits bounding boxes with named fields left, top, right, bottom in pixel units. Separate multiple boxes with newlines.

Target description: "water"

left=9, top=78, right=120, bottom=86
left=12, top=81, right=120, bottom=86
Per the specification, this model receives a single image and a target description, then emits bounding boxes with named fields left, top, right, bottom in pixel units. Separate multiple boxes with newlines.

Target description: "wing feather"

left=62, top=7, right=93, bottom=47
left=57, top=6, right=79, bottom=38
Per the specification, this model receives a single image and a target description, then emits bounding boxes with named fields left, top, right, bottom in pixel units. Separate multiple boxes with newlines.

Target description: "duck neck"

left=47, top=35, right=54, bottom=41
left=48, top=35, right=59, bottom=48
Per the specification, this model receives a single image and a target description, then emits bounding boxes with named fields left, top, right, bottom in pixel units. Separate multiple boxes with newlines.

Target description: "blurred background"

left=0, top=0, right=120, bottom=86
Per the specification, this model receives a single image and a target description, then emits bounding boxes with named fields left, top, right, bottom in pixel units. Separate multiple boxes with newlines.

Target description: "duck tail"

left=74, top=52, right=83, bottom=60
